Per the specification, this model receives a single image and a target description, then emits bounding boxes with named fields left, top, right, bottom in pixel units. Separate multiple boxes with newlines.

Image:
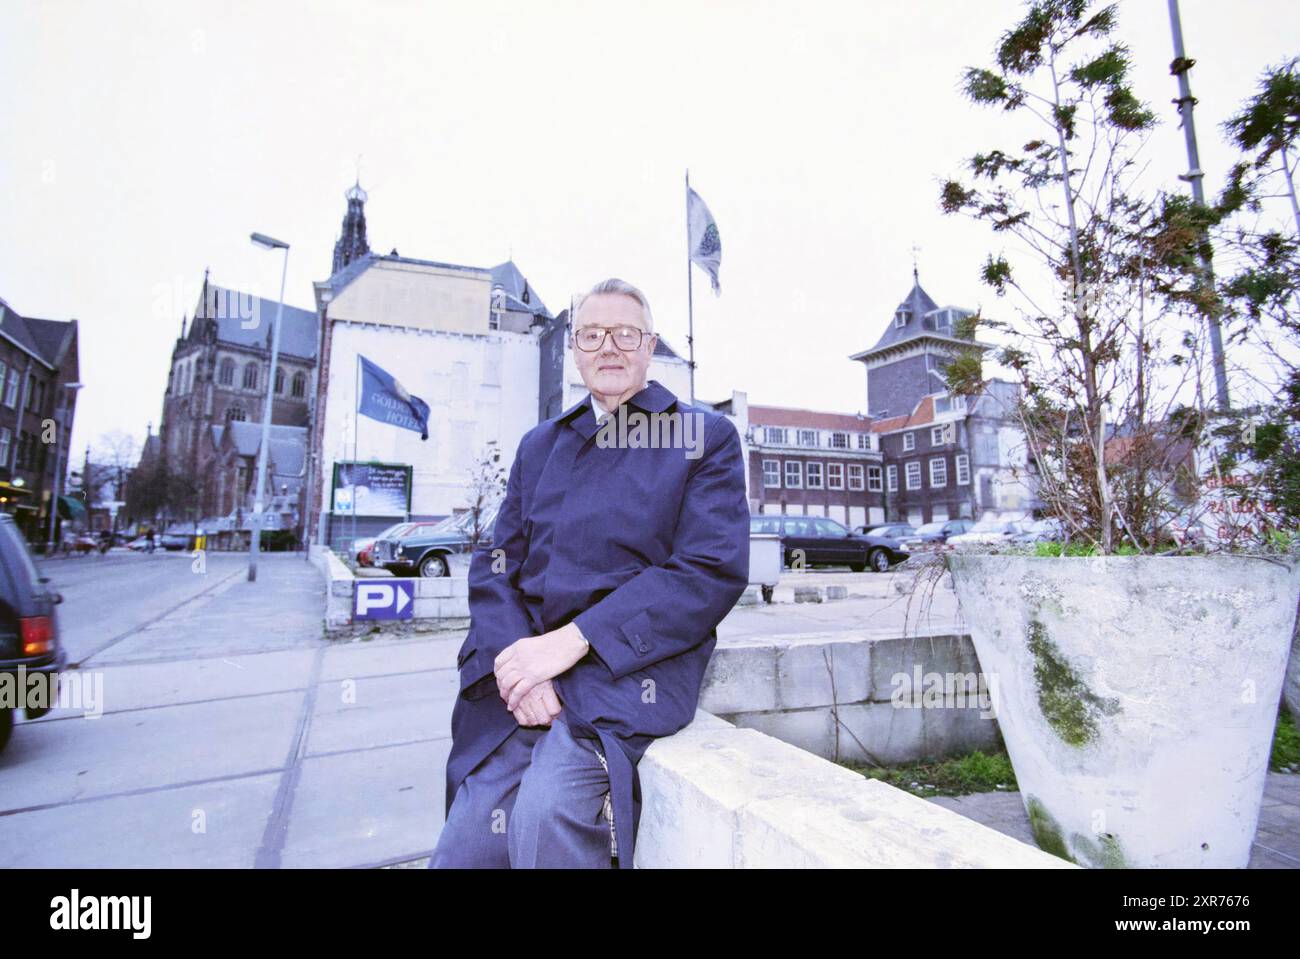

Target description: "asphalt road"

left=35, top=549, right=314, bottom=666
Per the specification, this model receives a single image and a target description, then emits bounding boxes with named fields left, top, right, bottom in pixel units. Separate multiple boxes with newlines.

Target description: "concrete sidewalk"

left=0, top=554, right=458, bottom=868
left=0, top=633, right=462, bottom=867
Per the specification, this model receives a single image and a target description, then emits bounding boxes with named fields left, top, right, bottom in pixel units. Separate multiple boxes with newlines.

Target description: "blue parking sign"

left=354, top=581, right=415, bottom=620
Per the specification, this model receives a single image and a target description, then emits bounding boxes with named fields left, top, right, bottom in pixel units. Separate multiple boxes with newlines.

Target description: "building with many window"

left=0, top=295, right=80, bottom=545
left=745, top=272, right=1038, bottom=530
left=154, top=271, right=318, bottom=526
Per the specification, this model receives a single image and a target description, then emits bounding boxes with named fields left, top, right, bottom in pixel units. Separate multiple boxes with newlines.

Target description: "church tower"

left=331, top=181, right=371, bottom=276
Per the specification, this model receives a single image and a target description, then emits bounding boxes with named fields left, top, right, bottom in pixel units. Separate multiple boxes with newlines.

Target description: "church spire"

left=332, top=179, right=371, bottom=276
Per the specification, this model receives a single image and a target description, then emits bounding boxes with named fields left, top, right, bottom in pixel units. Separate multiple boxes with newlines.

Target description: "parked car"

left=0, top=514, right=64, bottom=753
left=356, top=520, right=447, bottom=566
left=377, top=506, right=500, bottom=578
left=159, top=533, right=190, bottom=551
left=65, top=533, right=98, bottom=556
left=857, top=523, right=917, bottom=540
left=749, top=515, right=910, bottom=573
left=1011, top=518, right=1065, bottom=544
left=946, top=518, right=1029, bottom=549
left=898, top=519, right=974, bottom=551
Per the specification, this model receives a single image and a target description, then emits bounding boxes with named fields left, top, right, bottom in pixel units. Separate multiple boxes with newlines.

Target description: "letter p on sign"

left=354, top=581, right=415, bottom=620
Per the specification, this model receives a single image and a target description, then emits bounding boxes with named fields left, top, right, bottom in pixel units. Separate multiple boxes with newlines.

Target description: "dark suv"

left=749, top=514, right=910, bottom=572
left=0, top=515, right=64, bottom=753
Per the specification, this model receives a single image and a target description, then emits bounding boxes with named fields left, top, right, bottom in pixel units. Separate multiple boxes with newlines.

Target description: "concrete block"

left=774, top=637, right=872, bottom=708
left=635, top=722, right=1069, bottom=869
left=922, top=702, right=1002, bottom=758
left=825, top=586, right=848, bottom=601
left=867, top=633, right=982, bottom=703
left=734, top=779, right=1073, bottom=869
left=830, top=701, right=928, bottom=766
left=699, top=642, right=779, bottom=713
left=634, top=725, right=865, bottom=868
left=793, top=587, right=823, bottom=604
left=415, top=578, right=453, bottom=599
left=725, top=707, right=835, bottom=758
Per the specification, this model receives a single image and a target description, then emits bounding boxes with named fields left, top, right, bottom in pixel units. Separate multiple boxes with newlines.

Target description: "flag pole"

left=685, top=168, right=696, bottom=405
left=352, top=353, right=360, bottom=550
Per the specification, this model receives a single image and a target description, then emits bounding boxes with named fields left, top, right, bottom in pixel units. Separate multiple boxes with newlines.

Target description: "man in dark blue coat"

left=429, top=277, right=750, bottom=868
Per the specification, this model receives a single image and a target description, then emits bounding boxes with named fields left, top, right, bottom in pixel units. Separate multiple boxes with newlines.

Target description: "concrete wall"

left=635, top=710, right=1073, bottom=868
left=700, top=630, right=1001, bottom=765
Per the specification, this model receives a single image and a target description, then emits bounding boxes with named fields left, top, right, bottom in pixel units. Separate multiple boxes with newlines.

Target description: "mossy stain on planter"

left=1027, top=619, right=1121, bottom=747
left=1071, top=830, right=1128, bottom=869
left=1025, top=795, right=1074, bottom=862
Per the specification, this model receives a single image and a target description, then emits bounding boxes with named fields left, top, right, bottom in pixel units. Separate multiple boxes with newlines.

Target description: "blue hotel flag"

left=357, top=355, right=430, bottom=440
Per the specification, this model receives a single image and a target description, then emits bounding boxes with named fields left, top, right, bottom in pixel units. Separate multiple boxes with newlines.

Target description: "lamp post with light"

left=248, top=231, right=289, bottom=582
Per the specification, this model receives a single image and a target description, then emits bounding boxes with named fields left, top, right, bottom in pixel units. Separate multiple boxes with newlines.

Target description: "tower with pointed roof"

left=331, top=181, right=371, bottom=276
left=848, top=269, right=982, bottom=422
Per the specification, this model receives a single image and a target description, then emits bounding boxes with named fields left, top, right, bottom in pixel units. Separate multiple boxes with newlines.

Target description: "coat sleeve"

left=573, top=415, right=750, bottom=681
left=463, top=442, right=535, bottom=683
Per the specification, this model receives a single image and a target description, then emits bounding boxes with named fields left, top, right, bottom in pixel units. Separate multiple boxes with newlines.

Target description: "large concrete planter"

left=946, top=553, right=1300, bottom=868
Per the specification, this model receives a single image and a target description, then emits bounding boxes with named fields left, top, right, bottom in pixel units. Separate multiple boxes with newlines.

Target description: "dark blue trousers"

left=428, top=711, right=615, bottom=868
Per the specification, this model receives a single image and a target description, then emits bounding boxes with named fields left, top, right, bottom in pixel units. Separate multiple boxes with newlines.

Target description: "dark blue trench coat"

left=446, top=379, right=750, bottom=868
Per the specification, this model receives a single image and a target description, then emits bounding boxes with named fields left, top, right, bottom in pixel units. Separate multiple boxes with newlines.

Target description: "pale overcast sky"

left=2, top=0, right=1296, bottom=462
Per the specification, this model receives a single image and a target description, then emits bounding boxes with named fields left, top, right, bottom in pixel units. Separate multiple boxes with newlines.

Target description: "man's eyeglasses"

left=570, top=325, right=652, bottom=352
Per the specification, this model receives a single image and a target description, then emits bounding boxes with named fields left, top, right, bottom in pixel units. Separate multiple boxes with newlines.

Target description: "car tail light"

left=21, top=616, right=54, bottom=655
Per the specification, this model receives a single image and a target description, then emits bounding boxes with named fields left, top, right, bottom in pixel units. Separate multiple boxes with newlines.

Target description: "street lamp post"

left=46, top=381, right=84, bottom=554
left=248, top=231, right=290, bottom=582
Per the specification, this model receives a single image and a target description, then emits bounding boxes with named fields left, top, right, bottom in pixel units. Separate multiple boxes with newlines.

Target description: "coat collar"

left=559, top=379, right=679, bottom=440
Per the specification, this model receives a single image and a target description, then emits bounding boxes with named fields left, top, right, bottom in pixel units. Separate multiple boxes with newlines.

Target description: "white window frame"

left=865, top=465, right=880, bottom=492
left=762, top=459, right=781, bottom=488
left=856, top=433, right=871, bottom=450
left=827, top=463, right=844, bottom=489
left=905, top=461, right=922, bottom=490
left=763, top=426, right=788, bottom=445
left=798, top=429, right=818, bottom=447
left=887, top=464, right=899, bottom=492
left=902, top=431, right=915, bottom=452
left=4, top=369, right=18, bottom=408
left=0, top=426, right=10, bottom=465
left=848, top=464, right=865, bottom=490
left=806, top=461, right=824, bottom=488
left=932, top=424, right=955, bottom=446
left=956, top=454, right=971, bottom=485
left=829, top=431, right=849, bottom=449
left=930, top=457, right=948, bottom=487
left=784, top=460, right=803, bottom=489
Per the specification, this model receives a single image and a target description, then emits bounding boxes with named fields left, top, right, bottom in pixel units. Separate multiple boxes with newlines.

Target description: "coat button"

left=638, top=642, right=649, bottom=653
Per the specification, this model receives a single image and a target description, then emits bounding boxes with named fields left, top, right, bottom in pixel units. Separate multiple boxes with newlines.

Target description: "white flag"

left=687, top=185, right=722, bottom=296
